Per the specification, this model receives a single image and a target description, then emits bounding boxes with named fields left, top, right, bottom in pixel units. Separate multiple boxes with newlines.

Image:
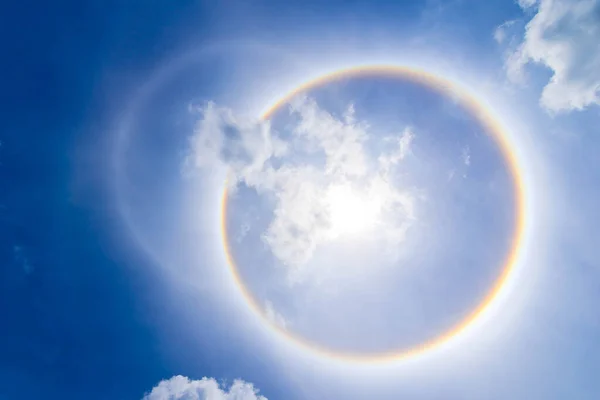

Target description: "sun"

left=324, top=182, right=384, bottom=239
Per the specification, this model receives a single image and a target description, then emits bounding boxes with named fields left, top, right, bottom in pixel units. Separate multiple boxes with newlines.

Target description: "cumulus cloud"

left=505, top=0, right=600, bottom=112
left=187, top=96, right=417, bottom=282
left=142, top=376, right=266, bottom=400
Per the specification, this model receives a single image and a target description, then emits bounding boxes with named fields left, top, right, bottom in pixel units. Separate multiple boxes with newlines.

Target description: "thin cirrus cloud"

left=142, top=376, right=266, bottom=400
left=503, top=0, right=600, bottom=112
left=493, top=20, right=516, bottom=44
left=186, top=96, right=417, bottom=283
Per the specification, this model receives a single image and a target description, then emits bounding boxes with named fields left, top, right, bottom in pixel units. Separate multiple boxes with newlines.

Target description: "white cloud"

left=186, top=102, right=287, bottom=190
left=261, top=166, right=332, bottom=275
left=188, top=97, right=418, bottom=283
left=142, top=376, right=266, bottom=400
left=289, top=96, right=369, bottom=178
left=505, top=0, right=600, bottom=112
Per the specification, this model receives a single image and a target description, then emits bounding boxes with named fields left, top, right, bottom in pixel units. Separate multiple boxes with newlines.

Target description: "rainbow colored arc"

left=220, top=65, right=528, bottom=364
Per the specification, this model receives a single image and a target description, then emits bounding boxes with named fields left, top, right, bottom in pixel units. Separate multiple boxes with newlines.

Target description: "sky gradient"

left=2, top=0, right=600, bottom=399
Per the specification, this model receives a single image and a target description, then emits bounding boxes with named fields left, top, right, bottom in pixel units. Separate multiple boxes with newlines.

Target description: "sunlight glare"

left=324, top=182, right=383, bottom=239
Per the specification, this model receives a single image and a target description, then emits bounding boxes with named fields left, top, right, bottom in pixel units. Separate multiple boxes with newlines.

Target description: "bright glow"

left=324, top=182, right=383, bottom=239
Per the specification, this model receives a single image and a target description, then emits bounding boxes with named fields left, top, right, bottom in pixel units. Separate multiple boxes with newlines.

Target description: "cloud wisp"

left=142, top=376, right=266, bottom=400
left=187, top=96, right=417, bottom=283
left=264, top=300, right=288, bottom=329
left=462, top=145, right=471, bottom=167
left=493, top=19, right=516, bottom=45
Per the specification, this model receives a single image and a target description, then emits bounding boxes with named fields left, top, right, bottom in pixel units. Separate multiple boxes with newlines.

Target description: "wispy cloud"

left=462, top=145, right=471, bottom=167
left=518, top=0, right=538, bottom=8
left=142, top=376, right=266, bottom=400
left=378, top=128, right=415, bottom=174
left=264, top=300, right=288, bottom=329
left=235, top=222, right=251, bottom=243
left=503, top=0, right=600, bottom=112
left=288, top=96, right=369, bottom=178
left=187, top=97, right=418, bottom=283
left=447, top=169, right=456, bottom=181
left=186, top=102, right=288, bottom=191
left=493, top=20, right=516, bottom=44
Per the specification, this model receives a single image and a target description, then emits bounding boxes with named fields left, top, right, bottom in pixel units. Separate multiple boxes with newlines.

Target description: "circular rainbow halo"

left=220, top=65, right=528, bottom=365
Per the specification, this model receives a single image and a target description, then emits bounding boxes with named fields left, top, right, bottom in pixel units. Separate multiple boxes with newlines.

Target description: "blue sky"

left=2, top=0, right=600, bottom=399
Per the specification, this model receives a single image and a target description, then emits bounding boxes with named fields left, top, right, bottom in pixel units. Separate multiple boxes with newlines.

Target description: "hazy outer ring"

left=220, top=65, right=527, bottom=364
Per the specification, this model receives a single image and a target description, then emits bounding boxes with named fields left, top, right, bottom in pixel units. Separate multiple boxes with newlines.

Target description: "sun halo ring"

left=219, top=65, right=528, bottom=365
